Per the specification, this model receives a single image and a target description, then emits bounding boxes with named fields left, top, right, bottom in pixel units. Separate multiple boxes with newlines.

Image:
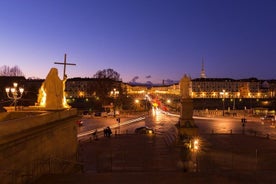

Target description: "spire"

left=200, top=56, right=207, bottom=78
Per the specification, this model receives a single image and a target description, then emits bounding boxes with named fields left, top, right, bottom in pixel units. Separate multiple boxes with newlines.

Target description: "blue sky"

left=0, top=0, right=276, bottom=83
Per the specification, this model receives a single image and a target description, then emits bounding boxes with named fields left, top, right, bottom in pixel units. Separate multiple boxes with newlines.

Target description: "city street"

left=77, top=110, right=276, bottom=141
left=77, top=110, right=179, bottom=142
left=36, top=110, right=276, bottom=183
left=195, top=115, right=276, bottom=139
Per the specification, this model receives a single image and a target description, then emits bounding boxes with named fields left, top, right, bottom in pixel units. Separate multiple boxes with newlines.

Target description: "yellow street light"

left=5, top=82, right=24, bottom=111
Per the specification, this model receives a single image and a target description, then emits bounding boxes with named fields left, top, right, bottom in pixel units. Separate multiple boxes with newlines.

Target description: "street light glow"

left=5, top=82, right=24, bottom=111
left=194, top=139, right=199, bottom=151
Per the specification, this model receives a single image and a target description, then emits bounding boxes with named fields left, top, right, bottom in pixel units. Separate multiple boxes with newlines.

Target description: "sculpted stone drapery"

left=38, top=68, right=68, bottom=109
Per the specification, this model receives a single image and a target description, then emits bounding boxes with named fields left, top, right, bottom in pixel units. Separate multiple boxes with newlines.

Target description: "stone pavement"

left=199, top=134, right=276, bottom=183
left=35, top=128, right=276, bottom=184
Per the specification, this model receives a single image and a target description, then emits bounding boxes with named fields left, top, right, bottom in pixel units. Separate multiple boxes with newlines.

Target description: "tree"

left=0, top=65, right=24, bottom=76
left=93, top=68, right=121, bottom=81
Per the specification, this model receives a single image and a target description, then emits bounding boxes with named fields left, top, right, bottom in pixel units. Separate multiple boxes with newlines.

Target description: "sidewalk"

left=36, top=130, right=276, bottom=183
left=198, top=133, right=276, bottom=183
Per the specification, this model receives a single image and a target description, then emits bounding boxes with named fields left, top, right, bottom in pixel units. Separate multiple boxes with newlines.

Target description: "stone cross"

left=54, top=54, right=76, bottom=80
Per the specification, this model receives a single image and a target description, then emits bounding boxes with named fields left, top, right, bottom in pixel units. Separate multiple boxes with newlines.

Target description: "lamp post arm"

left=6, top=92, right=14, bottom=99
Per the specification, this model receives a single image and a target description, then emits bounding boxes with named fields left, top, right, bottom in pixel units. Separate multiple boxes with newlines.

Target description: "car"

left=135, top=126, right=154, bottom=134
left=107, top=110, right=120, bottom=116
left=75, top=120, right=84, bottom=126
left=260, top=115, right=275, bottom=121
left=94, top=112, right=101, bottom=116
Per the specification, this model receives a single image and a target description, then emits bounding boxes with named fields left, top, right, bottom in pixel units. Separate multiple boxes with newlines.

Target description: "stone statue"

left=180, top=74, right=191, bottom=98
left=37, top=68, right=68, bottom=110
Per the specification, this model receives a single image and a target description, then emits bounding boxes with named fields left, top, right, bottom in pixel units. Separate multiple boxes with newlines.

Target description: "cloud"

left=146, top=81, right=153, bottom=84
left=130, top=76, right=139, bottom=83
left=145, top=75, right=151, bottom=79
left=163, top=79, right=176, bottom=85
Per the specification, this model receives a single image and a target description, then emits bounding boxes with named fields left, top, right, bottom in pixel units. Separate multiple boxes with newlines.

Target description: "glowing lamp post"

left=135, top=99, right=140, bottom=111
left=110, top=88, right=119, bottom=117
left=193, top=138, right=199, bottom=172
left=220, top=90, right=226, bottom=116
left=5, top=82, right=24, bottom=111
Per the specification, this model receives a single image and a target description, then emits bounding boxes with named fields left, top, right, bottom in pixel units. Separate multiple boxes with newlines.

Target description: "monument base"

left=176, top=118, right=199, bottom=146
left=0, top=108, right=78, bottom=183
left=179, top=118, right=197, bottom=128
left=178, top=126, right=199, bottom=137
left=4, top=106, right=71, bottom=112
left=3, top=106, right=17, bottom=112
left=176, top=126, right=199, bottom=146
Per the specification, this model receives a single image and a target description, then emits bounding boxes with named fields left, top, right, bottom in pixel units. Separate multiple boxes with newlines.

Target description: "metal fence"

left=0, top=156, right=83, bottom=184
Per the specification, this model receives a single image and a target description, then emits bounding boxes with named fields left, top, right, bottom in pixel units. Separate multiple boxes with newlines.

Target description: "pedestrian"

left=107, top=126, right=112, bottom=137
left=104, top=128, right=107, bottom=137
left=92, top=129, right=98, bottom=140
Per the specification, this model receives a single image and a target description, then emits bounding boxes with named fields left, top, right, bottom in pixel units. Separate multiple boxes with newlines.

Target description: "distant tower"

left=200, top=57, right=207, bottom=78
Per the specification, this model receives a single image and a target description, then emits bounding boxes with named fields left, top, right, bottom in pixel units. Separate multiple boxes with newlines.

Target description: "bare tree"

left=93, top=68, right=121, bottom=81
left=0, top=65, right=24, bottom=76
left=0, top=65, right=10, bottom=76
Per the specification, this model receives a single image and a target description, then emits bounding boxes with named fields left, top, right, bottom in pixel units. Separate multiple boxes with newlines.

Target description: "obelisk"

left=177, top=74, right=198, bottom=144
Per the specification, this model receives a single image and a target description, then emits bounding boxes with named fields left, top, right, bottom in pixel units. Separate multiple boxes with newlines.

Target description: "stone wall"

left=0, top=109, right=78, bottom=183
left=0, top=111, right=41, bottom=122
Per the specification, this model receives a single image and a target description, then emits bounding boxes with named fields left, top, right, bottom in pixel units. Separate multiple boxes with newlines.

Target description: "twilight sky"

left=0, top=0, right=276, bottom=83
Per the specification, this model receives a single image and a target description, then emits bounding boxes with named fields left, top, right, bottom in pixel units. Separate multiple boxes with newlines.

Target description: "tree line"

left=0, top=65, right=121, bottom=81
left=0, top=65, right=24, bottom=76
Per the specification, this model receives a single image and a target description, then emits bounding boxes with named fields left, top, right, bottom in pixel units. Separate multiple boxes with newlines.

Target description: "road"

left=76, top=110, right=182, bottom=173
left=77, top=109, right=276, bottom=176
left=195, top=116, right=276, bottom=139
left=77, top=110, right=276, bottom=141
left=36, top=110, right=276, bottom=183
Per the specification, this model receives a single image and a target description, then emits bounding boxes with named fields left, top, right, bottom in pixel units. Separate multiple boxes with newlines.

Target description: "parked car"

left=94, top=112, right=102, bottom=117
left=135, top=126, right=154, bottom=134
left=82, top=110, right=91, bottom=118
left=75, top=120, right=84, bottom=126
left=107, top=110, right=120, bottom=116
left=260, top=115, right=275, bottom=121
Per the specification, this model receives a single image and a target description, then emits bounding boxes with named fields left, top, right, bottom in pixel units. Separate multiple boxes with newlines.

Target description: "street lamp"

left=135, top=99, right=140, bottom=111
left=193, top=138, right=199, bottom=172
left=5, top=82, right=24, bottom=111
left=110, top=88, right=119, bottom=97
left=220, top=90, right=226, bottom=116
left=110, top=88, right=119, bottom=117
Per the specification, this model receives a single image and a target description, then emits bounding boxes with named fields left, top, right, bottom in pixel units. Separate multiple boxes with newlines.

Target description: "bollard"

left=230, top=129, right=232, bottom=134
left=267, top=134, right=269, bottom=139
left=211, top=129, right=214, bottom=134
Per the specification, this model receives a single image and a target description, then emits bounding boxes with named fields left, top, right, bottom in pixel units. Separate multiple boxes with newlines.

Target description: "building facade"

left=1, top=76, right=276, bottom=111
left=124, top=78, right=276, bottom=99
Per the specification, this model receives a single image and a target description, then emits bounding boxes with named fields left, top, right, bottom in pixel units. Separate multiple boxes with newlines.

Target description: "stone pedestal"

left=177, top=98, right=198, bottom=144
left=176, top=98, right=198, bottom=172
left=0, top=108, right=78, bottom=183
left=177, top=74, right=199, bottom=171
left=179, top=98, right=195, bottom=126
